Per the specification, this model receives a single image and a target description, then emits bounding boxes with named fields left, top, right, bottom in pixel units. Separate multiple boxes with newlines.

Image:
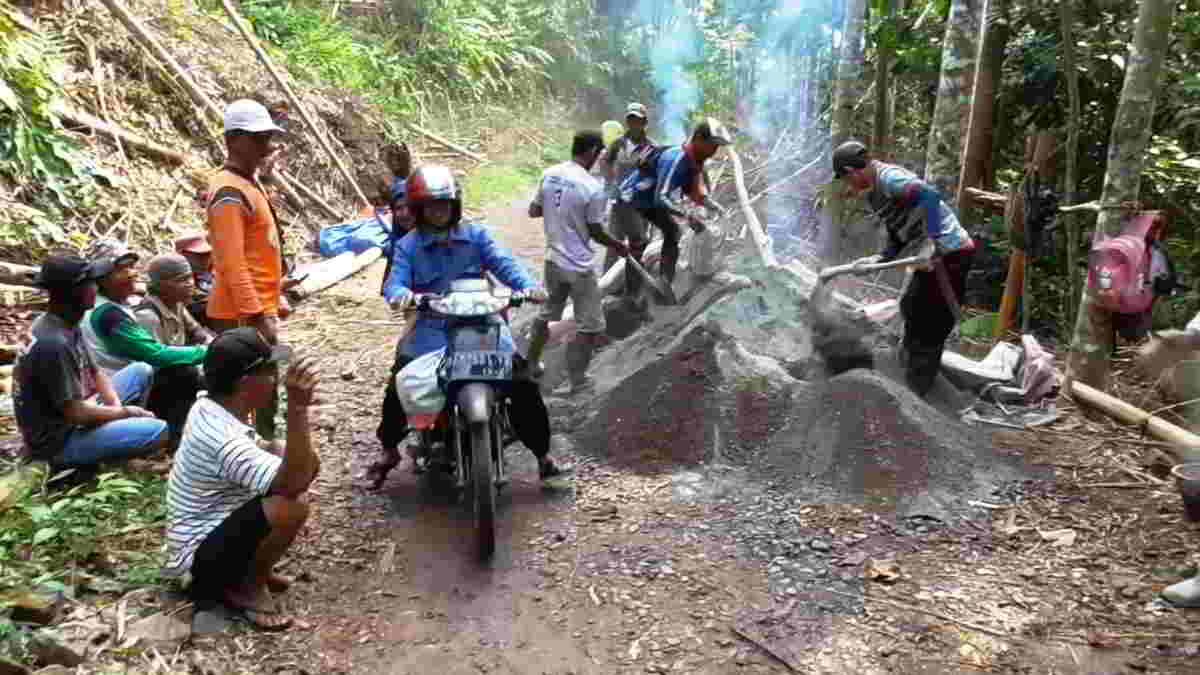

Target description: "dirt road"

left=270, top=198, right=783, bottom=675
left=250, top=194, right=1198, bottom=675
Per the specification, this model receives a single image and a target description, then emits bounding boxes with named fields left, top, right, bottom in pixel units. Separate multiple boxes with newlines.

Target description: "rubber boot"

left=660, top=245, right=679, bottom=287
left=525, top=319, right=550, bottom=379
left=625, top=241, right=647, bottom=299
left=1163, top=575, right=1200, bottom=607
left=563, top=337, right=597, bottom=395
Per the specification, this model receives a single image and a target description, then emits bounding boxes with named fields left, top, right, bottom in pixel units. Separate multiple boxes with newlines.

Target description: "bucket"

left=1171, top=463, right=1200, bottom=522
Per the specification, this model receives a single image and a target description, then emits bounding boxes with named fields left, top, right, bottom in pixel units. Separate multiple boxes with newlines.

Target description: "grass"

left=463, top=164, right=541, bottom=212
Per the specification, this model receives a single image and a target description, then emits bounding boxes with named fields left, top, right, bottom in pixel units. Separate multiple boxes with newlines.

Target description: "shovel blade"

left=626, top=256, right=678, bottom=305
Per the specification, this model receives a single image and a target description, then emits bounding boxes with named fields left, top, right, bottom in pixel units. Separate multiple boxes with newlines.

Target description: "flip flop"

left=365, top=457, right=399, bottom=490
left=267, top=573, right=293, bottom=593
left=226, top=598, right=293, bottom=631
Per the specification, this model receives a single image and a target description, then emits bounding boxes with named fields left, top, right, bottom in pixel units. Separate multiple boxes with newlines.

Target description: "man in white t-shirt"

left=164, top=328, right=321, bottom=630
left=525, top=130, right=628, bottom=395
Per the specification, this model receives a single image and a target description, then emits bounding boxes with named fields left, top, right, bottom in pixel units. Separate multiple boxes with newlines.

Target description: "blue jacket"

left=383, top=222, right=534, bottom=358
left=618, top=145, right=703, bottom=212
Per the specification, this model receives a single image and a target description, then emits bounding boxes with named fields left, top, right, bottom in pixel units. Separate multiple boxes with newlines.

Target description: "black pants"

left=189, top=496, right=270, bottom=609
left=899, top=248, right=974, bottom=396
left=376, top=345, right=551, bottom=458
left=636, top=207, right=682, bottom=284
left=146, top=364, right=203, bottom=441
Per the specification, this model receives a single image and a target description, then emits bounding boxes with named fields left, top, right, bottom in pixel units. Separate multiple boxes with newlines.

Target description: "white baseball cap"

left=223, top=99, right=283, bottom=134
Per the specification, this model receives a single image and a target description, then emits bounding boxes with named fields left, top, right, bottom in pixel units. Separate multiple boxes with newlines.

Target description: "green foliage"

left=0, top=465, right=169, bottom=595
left=0, top=3, right=98, bottom=252
left=230, top=0, right=561, bottom=118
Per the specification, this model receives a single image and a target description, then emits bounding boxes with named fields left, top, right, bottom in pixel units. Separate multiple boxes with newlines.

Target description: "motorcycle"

left=400, top=278, right=538, bottom=560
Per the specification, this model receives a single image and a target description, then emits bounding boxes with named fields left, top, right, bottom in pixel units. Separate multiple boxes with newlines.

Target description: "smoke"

left=635, top=0, right=703, bottom=143
left=623, top=0, right=839, bottom=261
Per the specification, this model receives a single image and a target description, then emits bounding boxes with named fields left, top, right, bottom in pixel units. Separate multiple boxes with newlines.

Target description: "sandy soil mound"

left=527, top=238, right=1036, bottom=519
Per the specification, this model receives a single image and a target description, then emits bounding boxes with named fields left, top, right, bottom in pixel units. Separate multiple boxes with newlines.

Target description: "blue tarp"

left=317, top=209, right=392, bottom=258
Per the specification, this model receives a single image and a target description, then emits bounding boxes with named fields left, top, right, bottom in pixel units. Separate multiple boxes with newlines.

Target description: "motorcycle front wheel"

left=470, top=419, right=496, bottom=561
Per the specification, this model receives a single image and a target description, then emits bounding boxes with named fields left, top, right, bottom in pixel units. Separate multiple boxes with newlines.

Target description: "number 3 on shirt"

left=553, top=185, right=565, bottom=209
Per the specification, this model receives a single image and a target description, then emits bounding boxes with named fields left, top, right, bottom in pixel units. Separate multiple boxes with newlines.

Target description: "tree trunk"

left=956, top=0, right=1009, bottom=227
left=1060, top=0, right=1083, bottom=333
left=831, top=0, right=868, bottom=147
left=1066, top=0, right=1176, bottom=391
left=872, top=0, right=898, bottom=158
left=924, top=0, right=983, bottom=204
left=830, top=0, right=869, bottom=263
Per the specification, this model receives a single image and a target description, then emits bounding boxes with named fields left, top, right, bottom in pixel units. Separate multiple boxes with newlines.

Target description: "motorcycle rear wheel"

left=471, top=420, right=496, bottom=561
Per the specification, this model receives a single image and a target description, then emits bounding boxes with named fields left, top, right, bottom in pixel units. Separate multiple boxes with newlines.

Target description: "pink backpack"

left=1087, top=211, right=1169, bottom=316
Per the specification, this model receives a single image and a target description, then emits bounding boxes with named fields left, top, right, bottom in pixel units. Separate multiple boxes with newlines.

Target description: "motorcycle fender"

left=456, top=382, right=494, bottom=425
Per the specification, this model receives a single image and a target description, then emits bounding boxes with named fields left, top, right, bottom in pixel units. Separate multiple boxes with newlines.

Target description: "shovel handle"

left=818, top=256, right=925, bottom=283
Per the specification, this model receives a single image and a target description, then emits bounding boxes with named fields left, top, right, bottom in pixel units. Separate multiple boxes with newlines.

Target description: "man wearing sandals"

left=164, top=329, right=321, bottom=630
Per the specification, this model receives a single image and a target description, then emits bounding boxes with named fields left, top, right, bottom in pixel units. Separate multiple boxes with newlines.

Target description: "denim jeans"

left=54, top=363, right=168, bottom=468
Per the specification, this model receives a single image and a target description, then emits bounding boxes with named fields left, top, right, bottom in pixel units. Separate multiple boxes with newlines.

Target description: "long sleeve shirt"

left=382, top=222, right=534, bottom=359
left=82, top=296, right=206, bottom=376
left=866, top=163, right=974, bottom=262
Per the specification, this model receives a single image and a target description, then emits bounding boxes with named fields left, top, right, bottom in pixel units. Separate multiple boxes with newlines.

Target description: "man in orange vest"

left=205, top=99, right=289, bottom=439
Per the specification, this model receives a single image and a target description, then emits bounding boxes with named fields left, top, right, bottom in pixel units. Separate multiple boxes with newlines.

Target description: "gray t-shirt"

left=14, top=313, right=99, bottom=460
left=531, top=161, right=608, bottom=273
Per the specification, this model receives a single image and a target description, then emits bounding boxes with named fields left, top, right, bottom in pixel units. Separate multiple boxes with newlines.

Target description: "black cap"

left=204, top=327, right=293, bottom=391
left=34, top=254, right=113, bottom=290
left=833, top=140, right=870, bottom=178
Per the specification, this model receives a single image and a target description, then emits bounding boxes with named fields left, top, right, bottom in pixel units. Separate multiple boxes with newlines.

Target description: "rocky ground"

left=7, top=195, right=1200, bottom=675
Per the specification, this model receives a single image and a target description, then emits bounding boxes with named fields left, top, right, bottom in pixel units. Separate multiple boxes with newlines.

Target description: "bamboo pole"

left=53, top=104, right=188, bottom=165
left=275, top=170, right=340, bottom=221
left=94, top=0, right=223, bottom=123
left=219, top=0, right=371, bottom=209
left=1069, top=380, right=1200, bottom=464
left=727, top=147, right=778, bottom=269
left=407, top=124, right=485, bottom=162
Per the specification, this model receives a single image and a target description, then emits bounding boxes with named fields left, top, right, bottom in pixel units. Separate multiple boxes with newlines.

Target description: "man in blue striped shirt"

left=165, top=328, right=321, bottom=630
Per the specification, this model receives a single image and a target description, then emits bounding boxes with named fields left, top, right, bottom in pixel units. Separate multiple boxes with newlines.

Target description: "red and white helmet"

left=406, top=165, right=462, bottom=226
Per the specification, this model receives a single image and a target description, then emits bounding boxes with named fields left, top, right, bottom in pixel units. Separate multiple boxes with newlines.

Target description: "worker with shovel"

left=617, top=118, right=730, bottom=295
left=832, top=140, right=975, bottom=397
left=600, top=103, right=656, bottom=300
left=525, top=130, right=628, bottom=396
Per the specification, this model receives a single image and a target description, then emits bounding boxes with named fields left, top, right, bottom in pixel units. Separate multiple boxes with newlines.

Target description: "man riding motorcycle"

left=366, top=165, right=567, bottom=489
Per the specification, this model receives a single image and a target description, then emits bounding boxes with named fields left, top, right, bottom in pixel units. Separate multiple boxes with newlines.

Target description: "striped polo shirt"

left=163, top=394, right=281, bottom=576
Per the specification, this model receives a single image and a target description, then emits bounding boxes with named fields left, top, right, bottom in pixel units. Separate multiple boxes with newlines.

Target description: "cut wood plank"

left=287, top=248, right=383, bottom=301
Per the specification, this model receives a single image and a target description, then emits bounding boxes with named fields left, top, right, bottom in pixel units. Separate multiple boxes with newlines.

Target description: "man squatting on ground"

left=525, top=130, right=629, bottom=395
left=617, top=118, right=731, bottom=291
left=832, top=140, right=976, bottom=397
left=165, top=329, right=320, bottom=630
left=366, top=165, right=566, bottom=489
